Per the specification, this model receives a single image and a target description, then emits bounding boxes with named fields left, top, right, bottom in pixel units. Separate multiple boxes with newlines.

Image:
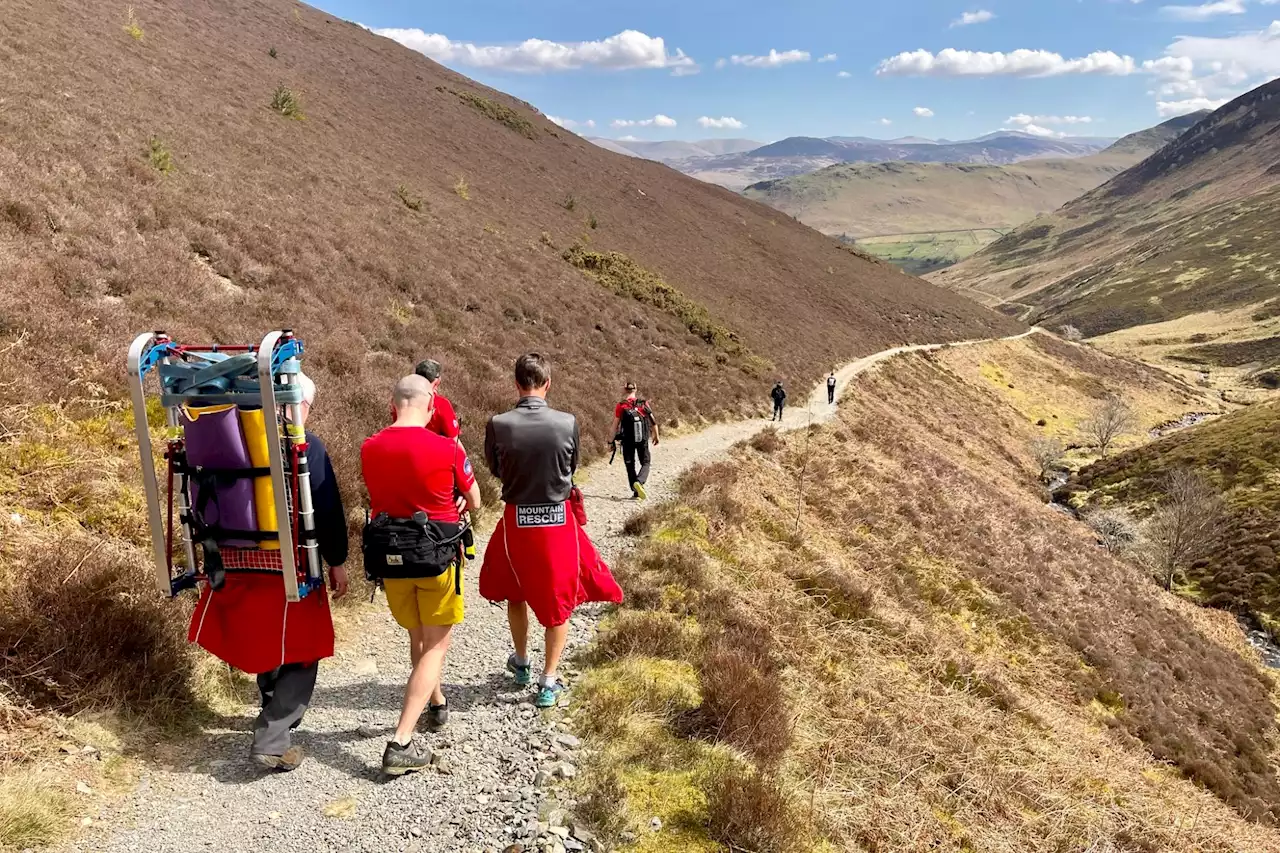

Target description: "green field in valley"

left=854, top=228, right=1009, bottom=275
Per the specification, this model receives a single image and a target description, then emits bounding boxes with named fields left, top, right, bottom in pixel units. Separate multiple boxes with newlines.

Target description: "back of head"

left=624, top=381, right=637, bottom=395
left=515, top=353, right=551, bottom=392
left=415, top=358, right=442, bottom=383
left=392, top=374, right=435, bottom=414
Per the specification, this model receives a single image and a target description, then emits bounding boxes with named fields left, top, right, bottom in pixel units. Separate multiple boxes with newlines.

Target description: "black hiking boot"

left=382, top=738, right=432, bottom=776
left=426, top=700, right=449, bottom=731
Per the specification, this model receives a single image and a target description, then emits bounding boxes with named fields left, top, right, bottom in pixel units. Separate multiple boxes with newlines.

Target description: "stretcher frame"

left=127, top=330, right=321, bottom=602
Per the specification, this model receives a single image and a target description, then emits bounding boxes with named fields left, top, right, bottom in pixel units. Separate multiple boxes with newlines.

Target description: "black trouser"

left=252, top=662, right=319, bottom=756
left=622, top=440, right=651, bottom=490
left=828, top=386, right=835, bottom=404
left=772, top=400, right=784, bottom=420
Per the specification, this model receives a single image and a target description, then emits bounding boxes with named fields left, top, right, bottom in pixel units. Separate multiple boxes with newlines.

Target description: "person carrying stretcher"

left=187, top=373, right=350, bottom=772
left=480, top=354, right=622, bottom=708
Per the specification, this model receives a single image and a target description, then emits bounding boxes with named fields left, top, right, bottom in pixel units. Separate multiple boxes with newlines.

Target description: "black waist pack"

left=362, top=511, right=464, bottom=581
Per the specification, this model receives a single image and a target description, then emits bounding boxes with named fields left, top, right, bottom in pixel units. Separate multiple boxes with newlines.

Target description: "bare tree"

left=1083, top=506, right=1143, bottom=555
left=1082, top=396, right=1134, bottom=456
left=1060, top=324, right=1085, bottom=342
left=1142, top=469, right=1224, bottom=591
left=1028, top=436, right=1065, bottom=481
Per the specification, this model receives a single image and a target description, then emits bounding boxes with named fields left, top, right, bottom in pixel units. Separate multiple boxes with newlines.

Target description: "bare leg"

left=543, top=622, right=570, bottom=681
left=393, top=625, right=452, bottom=743
left=407, top=633, right=445, bottom=706
left=508, top=601, right=530, bottom=661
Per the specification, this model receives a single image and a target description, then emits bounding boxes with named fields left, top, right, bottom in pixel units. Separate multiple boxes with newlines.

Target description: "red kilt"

left=188, top=573, right=334, bottom=674
left=480, top=501, right=622, bottom=627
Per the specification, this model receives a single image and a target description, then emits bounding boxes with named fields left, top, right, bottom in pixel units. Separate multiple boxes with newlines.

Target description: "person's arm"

left=454, top=446, right=483, bottom=511
left=306, top=436, right=350, bottom=598
left=484, top=417, right=501, bottom=479
left=646, top=406, right=660, bottom=444
left=570, top=417, right=581, bottom=475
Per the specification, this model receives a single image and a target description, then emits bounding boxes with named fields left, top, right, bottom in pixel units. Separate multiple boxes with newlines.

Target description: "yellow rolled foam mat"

left=238, top=407, right=280, bottom=550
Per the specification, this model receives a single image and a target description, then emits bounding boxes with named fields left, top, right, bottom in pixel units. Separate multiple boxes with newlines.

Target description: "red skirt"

left=188, top=573, right=334, bottom=674
left=480, top=501, right=622, bottom=627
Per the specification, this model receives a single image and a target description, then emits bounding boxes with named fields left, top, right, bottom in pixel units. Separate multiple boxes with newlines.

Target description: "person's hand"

left=329, top=565, right=349, bottom=600
left=652, top=435, right=660, bottom=447
left=455, top=494, right=468, bottom=515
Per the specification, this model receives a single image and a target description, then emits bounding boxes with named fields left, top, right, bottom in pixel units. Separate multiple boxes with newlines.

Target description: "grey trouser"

left=252, top=662, right=319, bottom=756
left=622, top=441, right=650, bottom=488
left=773, top=401, right=784, bottom=419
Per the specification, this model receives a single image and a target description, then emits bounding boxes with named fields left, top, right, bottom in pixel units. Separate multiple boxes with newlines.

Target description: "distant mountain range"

left=590, top=131, right=1120, bottom=190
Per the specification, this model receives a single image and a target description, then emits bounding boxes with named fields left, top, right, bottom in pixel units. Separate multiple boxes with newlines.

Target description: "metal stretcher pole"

left=276, top=334, right=321, bottom=584
left=258, top=331, right=301, bottom=603
left=127, top=332, right=171, bottom=596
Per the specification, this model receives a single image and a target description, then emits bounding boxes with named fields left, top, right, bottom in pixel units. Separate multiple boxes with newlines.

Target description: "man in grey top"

left=480, top=353, right=622, bottom=708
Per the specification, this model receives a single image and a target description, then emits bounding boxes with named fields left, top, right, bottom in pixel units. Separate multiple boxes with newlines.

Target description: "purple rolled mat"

left=180, top=405, right=259, bottom=548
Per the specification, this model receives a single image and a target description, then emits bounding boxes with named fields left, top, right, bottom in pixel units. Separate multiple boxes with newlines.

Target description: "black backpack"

left=618, top=399, right=652, bottom=445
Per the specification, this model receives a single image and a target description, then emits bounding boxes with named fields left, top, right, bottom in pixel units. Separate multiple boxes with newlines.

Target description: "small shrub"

left=622, top=504, right=660, bottom=536
left=268, top=46, right=278, bottom=59
left=587, top=213, right=599, bottom=230
left=694, top=628, right=788, bottom=764
left=562, top=194, right=577, bottom=211
left=1083, top=506, right=1143, bottom=554
left=269, top=83, right=305, bottom=120
left=750, top=427, right=783, bottom=454
left=1028, top=436, right=1064, bottom=481
left=0, top=776, right=73, bottom=850
left=454, top=177, right=470, bottom=200
left=595, top=611, right=695, bottom=661
left=395, top=184, right=423, bottom=212
left=123, top=6, right=144, bottom=41
left=1060, top=324, right=1085, bottom=342
left=538, top=231, right=555, bottom=248
left=1, top=201, right=40, bottom=234
left=146, top=136, right=174, bottom=174
left=705, top=768, right=802, bottom=853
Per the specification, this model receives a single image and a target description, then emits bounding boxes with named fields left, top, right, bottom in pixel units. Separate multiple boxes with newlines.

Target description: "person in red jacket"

left=187, top=372, right=349, bottom=772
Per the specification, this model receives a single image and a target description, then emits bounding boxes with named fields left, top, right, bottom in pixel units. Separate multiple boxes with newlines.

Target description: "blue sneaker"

left=507, top=654, right=532, bottom=687
left=535, top=679, right=565, bottom=709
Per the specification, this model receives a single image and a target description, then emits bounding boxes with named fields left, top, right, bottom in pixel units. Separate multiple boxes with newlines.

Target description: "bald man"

left=362, top=375, right=481, bottom=775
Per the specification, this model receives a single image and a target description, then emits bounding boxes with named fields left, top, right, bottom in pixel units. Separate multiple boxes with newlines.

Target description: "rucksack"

left=619, top=399, right=652, bottom=445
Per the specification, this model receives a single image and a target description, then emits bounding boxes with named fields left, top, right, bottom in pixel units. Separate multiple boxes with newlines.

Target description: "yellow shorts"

left=383, top=566, right=464, bottom=630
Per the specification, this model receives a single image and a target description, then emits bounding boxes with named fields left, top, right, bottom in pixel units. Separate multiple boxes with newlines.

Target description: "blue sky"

left=315, top=0, right=1280, bottom=142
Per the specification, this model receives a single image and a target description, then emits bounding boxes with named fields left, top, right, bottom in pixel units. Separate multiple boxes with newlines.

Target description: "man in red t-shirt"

left=611, top=382, right=660, bottom=500
left=362, top=374, right=480, bottom=776
left=415, top=358, right=475, bottom=559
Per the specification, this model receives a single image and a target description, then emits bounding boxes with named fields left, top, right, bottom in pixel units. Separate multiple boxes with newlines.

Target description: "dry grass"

left=577, top=338, right=1280, bottom=850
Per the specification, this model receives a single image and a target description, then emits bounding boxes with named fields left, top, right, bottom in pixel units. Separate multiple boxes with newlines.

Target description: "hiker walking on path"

left=611, top=382, right=660, bottom=501
left=827, top=371, right=837, bottom=405
left=362, top=375, right=481, bottom=775
left=413, top=358, right=476, bottom=561
left=480, top=354, right=623, bottom=708
left=187, top=372, right=350, bottom=773
left=771, top=381, right=787, bottom=421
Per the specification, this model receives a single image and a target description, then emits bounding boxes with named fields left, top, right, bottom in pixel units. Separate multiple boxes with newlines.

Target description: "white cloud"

left=1156, top=96, right=1230, bottom=116
left=817, top=53, right=838, bottom=62
left=1005, top=113, right=1095, bottom=126
left=913, top=106, right=935, bottom=117
left=697, top=116, right=746, bottom=129
left=617, top=135, right=641, bottom=142
left=837, top=70, right=853, bottom=78
left=548, top=116, right=595, bottom=129
left=1159, top=0, right=1245, bottom=21
left=876, top=118, right=893, bottom=125
left=876, top=48, right=1138, bottom=77
left=372, top=27, right=699, bottom=75
left=729, top=49, right=811, bottom=68
left=951, top=9, right=996, bottom=27
left=1010, top=123, right=1067, bottom=138
left=611, top=114, right=678, bottom=128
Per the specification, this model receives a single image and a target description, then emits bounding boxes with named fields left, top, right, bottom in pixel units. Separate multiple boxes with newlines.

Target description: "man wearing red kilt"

left=187, top=373, right=350, bottom=771
left=480, top=353, right=622, bottom=708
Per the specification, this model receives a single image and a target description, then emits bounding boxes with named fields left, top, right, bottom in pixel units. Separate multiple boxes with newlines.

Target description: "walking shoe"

left=426, top=700, right=449, bottom=731
left=507, top=653, right=533, bottom=687
left=252, top=746, right=304, bottom=772
left=535, top=678, right=565, bottom=709
left=632, top=482, right=647, bottom=501
left=382, top=738, right=432, bottom=776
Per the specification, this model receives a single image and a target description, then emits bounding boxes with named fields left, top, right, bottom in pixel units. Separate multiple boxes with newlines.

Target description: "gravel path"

left=71, top=330, right=1037, bottom=853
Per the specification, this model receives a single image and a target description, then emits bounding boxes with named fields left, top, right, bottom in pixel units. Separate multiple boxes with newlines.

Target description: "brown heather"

left=578, top=337, right=1280, bottom=851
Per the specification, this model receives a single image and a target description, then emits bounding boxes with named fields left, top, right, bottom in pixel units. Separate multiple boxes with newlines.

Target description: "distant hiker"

left=611, top=382, right=660, bottom=500
left=771, top=381, right=787, bottom=421
left=480, top=353, right=622, bottom=708
left=827, top=371, right=837, bottom=405
left=362, top=375, right=481, bottom=775
left=415, top=358, right=475, bottom=561
left=188, top=372, right=350, bottom=773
